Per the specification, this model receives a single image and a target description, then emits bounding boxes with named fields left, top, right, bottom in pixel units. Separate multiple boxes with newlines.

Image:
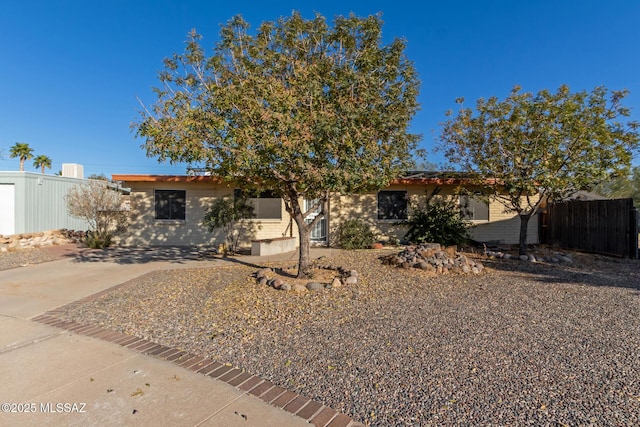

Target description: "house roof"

left=112, top=172, right=473, bottom=186
left=111, top=174, right=224, bottom=183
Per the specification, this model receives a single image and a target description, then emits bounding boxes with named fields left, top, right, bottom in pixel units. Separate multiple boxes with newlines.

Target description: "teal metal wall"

left=0, top=172, right=89, bottom=234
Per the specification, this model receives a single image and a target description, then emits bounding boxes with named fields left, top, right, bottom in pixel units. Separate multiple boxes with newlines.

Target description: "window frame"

left=460, top=194, right=489, bottom=222
left=377, top=190, right=409, bottom=221
left=154, top=189, right=186, bottom=221
left=234, top=189, right=282, bottom=220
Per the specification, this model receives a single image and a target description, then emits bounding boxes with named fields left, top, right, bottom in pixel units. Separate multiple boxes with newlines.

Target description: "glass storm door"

left=304, top=199, right=327, bottom=242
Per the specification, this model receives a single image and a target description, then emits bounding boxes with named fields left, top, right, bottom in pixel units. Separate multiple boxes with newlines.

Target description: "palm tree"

left=9, top=142, right=34, bottom=171
left=33, top=155, right=52, bottom=174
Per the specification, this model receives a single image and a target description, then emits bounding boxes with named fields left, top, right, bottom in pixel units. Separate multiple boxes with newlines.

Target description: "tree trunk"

left=293, top=213, right=312, bottom=278
left=518, top=214, right=531, bottom=255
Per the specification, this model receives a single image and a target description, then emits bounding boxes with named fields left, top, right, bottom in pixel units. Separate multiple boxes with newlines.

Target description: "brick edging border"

left=31, top=310, right=362, bottom=427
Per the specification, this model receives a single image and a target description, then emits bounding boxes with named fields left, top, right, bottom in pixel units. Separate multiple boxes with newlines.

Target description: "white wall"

left=0, top=184, right=16, bottom=235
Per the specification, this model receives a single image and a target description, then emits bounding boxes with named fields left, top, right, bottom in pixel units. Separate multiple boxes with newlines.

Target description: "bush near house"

left=66, top=181, right=128, bottom=249
left=402, top=190, right=471, bottom=247
left=203, top=197, right=254, bottom=254
left=335, top=219, right=377, bottom=249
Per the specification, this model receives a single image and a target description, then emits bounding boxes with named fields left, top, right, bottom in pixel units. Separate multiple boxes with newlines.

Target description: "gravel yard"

left=5, top=246, right=640, bottom=425
left=0, top=246, right=72, bottom=271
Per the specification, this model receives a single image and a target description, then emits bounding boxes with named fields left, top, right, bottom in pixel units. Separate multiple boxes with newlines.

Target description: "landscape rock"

left=344, top=276, right=358, bottom=285
left=279, top=283, right=292, bottom=291
left=256, top=268, right=272, bottom=279
left=0, top=229, right=82, bottom=253
left=306, top=282, right=323, bottom=291
left=444, top=245, right=457, bottom=258
left=331, top=277, right=342, bottom=288
left=381, top=243, right=484, bottom=275
left=292, top=284, right=307, bottom=293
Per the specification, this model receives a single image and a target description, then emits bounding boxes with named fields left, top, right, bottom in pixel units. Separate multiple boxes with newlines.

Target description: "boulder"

left=422, top=243, right=441, bottom=251
left=280, top=283, right=292, bottom=291
left=444, top=245, right=457, bottom=258
left=292, top=284, right=307, bottom=293
left=343, top=276, right=358, bottom=285
left=306, top=282, right=323, bottom=291
left=256, top=268, right=272, bottom=279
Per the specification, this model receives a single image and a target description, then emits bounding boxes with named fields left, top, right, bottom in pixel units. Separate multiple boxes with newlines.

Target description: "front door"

left=304, top=198, right=327, bottom=243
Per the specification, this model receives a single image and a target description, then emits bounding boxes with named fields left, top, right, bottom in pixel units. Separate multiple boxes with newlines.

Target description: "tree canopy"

left=136, top=12, right=421, bottom=275
left=9, top=142, right=34, bottom=172
left=441, top=85, right=640, bottom=254
left=594, top=165, right=640, bottom=206
left=33, top=155, right=52, bottom=174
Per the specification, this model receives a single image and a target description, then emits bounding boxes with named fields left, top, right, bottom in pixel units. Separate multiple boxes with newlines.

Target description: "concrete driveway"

left=0, top=246, right=354, bottom=426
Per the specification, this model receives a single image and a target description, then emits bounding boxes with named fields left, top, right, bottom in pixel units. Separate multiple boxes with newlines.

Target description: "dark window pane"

left=378, top=191, right=408, bottom=220
left=155, top=190, right=186, bottom=220
left=234, top=189, right=281, bottom=219
left=460, top=195, right=489, bottom=221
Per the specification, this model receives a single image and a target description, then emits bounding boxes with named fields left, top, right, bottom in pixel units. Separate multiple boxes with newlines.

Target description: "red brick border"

left=32, top=311, right=362, bottom=427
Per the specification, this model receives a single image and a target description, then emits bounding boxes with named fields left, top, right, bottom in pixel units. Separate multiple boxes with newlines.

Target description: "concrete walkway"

left=0, top=246, right=357, bottom=427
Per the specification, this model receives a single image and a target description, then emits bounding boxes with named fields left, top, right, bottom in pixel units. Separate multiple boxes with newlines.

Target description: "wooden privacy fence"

left=541, top=198, right=639, bottom=258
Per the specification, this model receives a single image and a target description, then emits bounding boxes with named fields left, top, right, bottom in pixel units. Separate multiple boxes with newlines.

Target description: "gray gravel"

left=43, top=248, right=640, bottom=426
left=0, top=246, right=71, bottom=270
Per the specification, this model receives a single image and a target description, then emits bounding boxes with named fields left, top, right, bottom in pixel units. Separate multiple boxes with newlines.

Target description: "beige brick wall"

left=116, top=181, right=294, bottom=247
left=470, top=198, right=539, bottom=245
left=116, top=179, right=539, bottom=247
left=329, top=185, right=538, bottom=245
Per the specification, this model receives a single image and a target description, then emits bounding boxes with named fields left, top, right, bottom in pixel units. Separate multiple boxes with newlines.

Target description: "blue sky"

left=1, top=0, right=639, bottom=177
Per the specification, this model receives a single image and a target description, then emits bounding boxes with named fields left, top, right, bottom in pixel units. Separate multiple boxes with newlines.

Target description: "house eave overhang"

left=111, top=174, right=225, bottom=184
left=111, top=172, right=497, bottom=187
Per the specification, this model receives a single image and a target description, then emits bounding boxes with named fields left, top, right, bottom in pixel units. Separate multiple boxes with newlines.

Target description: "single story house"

left=111, top=173, right=539, bottom=248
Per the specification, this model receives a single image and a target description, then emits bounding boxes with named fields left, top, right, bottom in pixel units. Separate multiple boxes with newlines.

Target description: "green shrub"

left=203, top=197, right=254, bottom=254
left=336, top=219, right=377, bottom=249
left=85, top=230, right=113, bottom=249
left=402, top=189, right=471, bottom=246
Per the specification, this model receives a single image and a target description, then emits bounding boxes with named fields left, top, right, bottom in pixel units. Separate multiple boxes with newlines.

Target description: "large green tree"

left=441, top=85, right=640, bottom=255
left=33, top=155, right=52, bottom=174
left=594, top=165, right=640, bottom=206
left=136, top=12, right=420, bottom=276
left=9, top=142, right=34, bottom=171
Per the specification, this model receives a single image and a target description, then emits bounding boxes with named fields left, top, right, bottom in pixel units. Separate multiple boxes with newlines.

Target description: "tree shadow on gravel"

left=64, top=246, right=278, bottom=271
left=481, top=256, right=640, bottom=291
left=66, top=246, right=224, bottom=265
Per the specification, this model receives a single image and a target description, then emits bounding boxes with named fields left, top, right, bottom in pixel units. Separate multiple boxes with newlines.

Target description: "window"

left=460, top=194, right=489, bottom=221
left=234, top=189, right=282, bottom=220
left=155, top=189, right=186, bottom=220
left=378, top=191, right=408, bottom=220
